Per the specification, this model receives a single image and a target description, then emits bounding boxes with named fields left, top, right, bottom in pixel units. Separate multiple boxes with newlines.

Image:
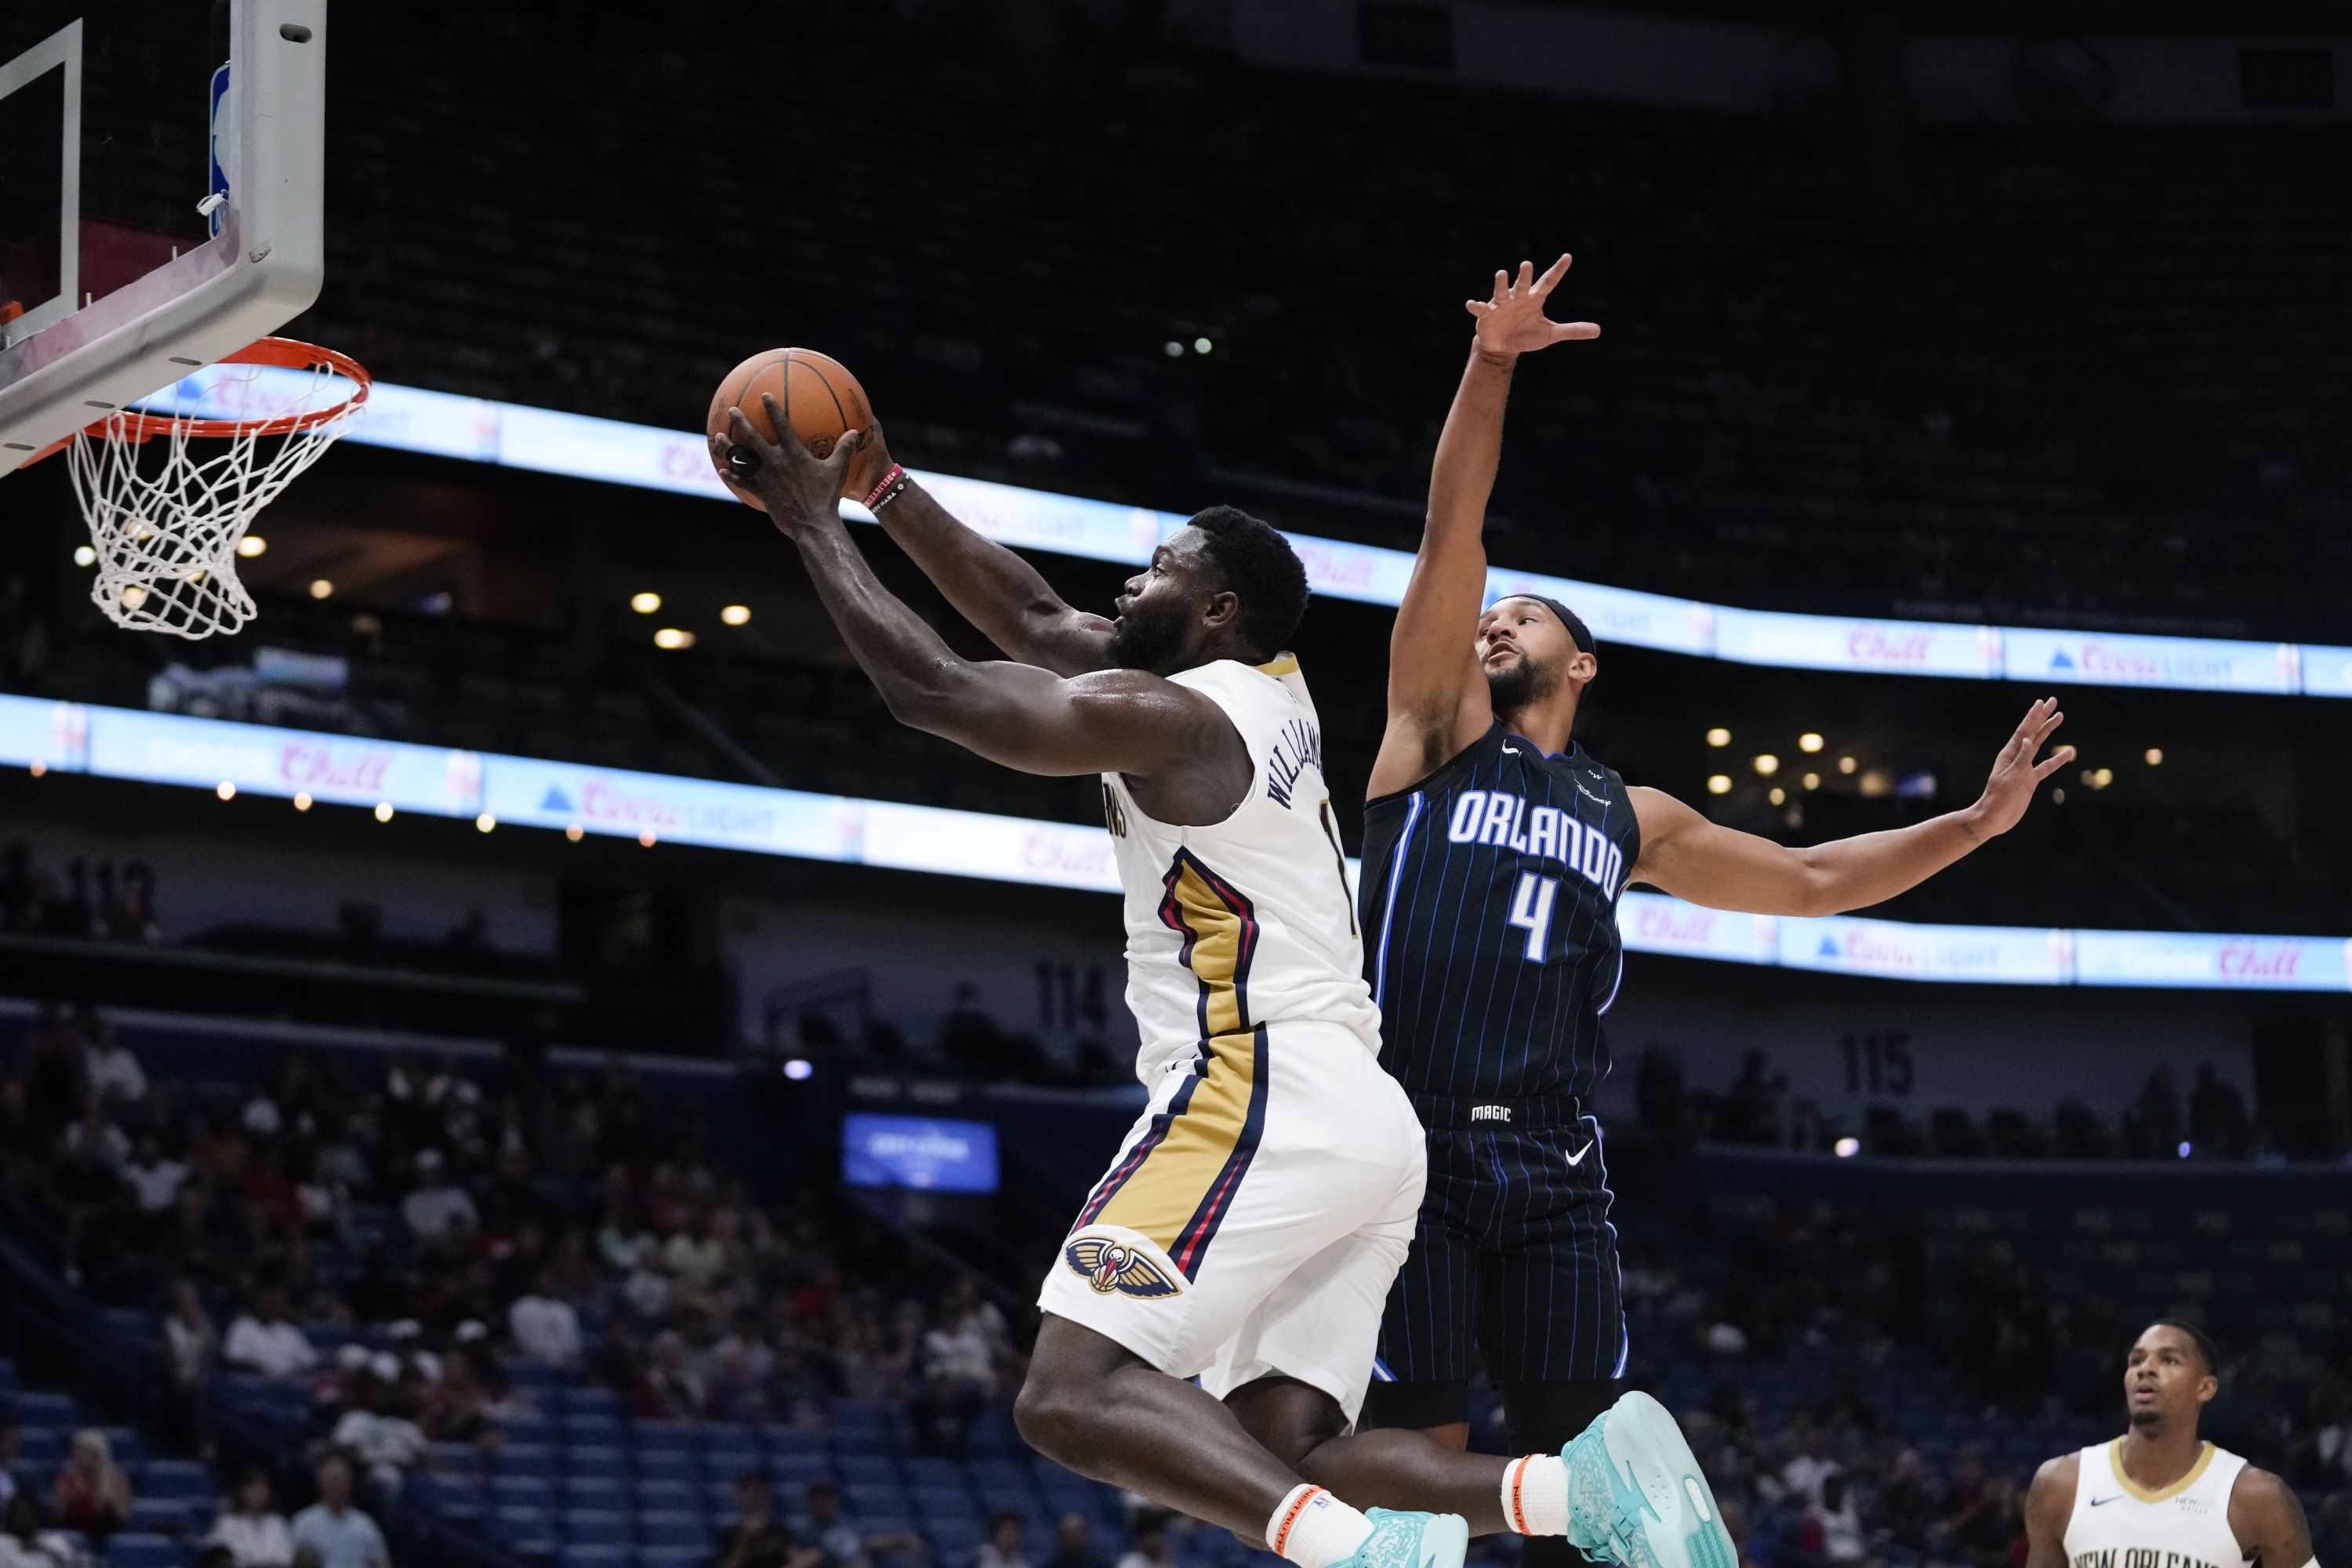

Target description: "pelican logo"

left=1065, top=1236, right=1182, bottom=1299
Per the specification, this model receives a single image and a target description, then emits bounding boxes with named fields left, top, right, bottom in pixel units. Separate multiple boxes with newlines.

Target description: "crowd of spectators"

left=0, top=848, right=160, bottom=947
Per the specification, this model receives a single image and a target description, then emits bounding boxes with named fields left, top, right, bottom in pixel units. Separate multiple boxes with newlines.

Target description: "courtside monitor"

left=841, top=1113, right=1001, bottom=1194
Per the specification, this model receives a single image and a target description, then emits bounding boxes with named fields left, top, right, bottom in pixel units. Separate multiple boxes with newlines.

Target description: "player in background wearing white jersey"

left=2024, top=1320, right=2313, bottom=1568
left=715, top=405, right=1712, bottom=1568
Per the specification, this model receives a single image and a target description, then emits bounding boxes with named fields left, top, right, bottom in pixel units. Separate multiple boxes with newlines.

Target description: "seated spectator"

left=1780, top=1424, right=1840, bottom=1503
left=910, top=1372, right=981, bottom=1458
left=977, top=1512, right=1030, bottom=1568
left=1803, top=1473, right=1869, bottom=1563
left=165, top=1279, right=220, bottom=1391
left=715, top=1471, right=811, bottom=1568
left=399, top=1151, right=477, bottom=1245
left=290, top=1458, right=387, bottom=1568
left=329, top=1366, right=431, bottom=1498
left=1041, top=1514, right=1100, bottom=1568
left=225, top=1288, right=318, bottom=1378
left=1114, top=1514, right=1173, bottom=1568
left=209, top=1467, right=294, bottom=1568
left=196, top=1548, right=236, bottom=1568
left=51, top=1428, right=132, bottom=1540
left=385, top=1320, right=441, bottom=1388
left=82, top=1020, right=147, bottom=1105
left=798, top=1478, right=926, bottom=1568
left=125, top=1134, right=190, bottom=1216
left=506, top=1267, right=581, bottom=1367
left=634, top=1329, right=702, bottom=1419
left=0, top=1494, right=70, bottom=1568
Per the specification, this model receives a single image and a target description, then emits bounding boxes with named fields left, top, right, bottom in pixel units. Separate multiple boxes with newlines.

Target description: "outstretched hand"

left=1969, top=697, right=2074, bottom=837
left=1467, top=256, right=1600, bottom=358
left=709, top=395, right=863, bottom=540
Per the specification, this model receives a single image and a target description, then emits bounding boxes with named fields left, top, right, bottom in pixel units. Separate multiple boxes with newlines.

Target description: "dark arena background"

left=0, top=3, right=2349, bottom=1567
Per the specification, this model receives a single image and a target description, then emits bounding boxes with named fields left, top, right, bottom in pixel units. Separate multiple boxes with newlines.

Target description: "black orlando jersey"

left=1358, top=723, right=1641, bottom=1106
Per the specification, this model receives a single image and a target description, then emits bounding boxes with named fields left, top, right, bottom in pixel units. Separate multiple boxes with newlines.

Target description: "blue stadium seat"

left=103, top=1533, right=179, bottom=1568
left=430, top=1441, right=485, bottom=1475
left=837, top=1456, right=899, bottom=1487
left=563, top=1388, right=625, bottom=1419
left=412, top=1474, right=485, bottom=1520
left=702, top=1481, right=742, bottom=1519
left=499, top=1443, right=560, bottom=1479
left=848, top=1485, right=898, bottom=1517
left=927, top=1519, right=987, bottom=1560
left=139, top=1461, right=214, bottom=1499
left=494, top=1475, right=556, bottom=1508
left=699, top=1423, right=757, bottom=1454
left=567, top=1446, right=630, bottom=1481
left=562, top=1478, right=619, bottom=1509
left=636, top=1450, right=699, bottom=1484
left=706, top=1446, right=762, bottom=1483
left=501, top=1408, right=557, bottom=1442
left=903, top=1458, right=961, bottom=1489
left=631, top=1479, right=696, bottom=1512
left=125, top=1500, right=188, bottom=1537
left=562, top=1508, right=633, bottom=1544
left=914, top=1486, right=979, bottom=1521
left=637, top=1549, right=706, bottom=1568
left=12, top=1433, right=58, bottom=1469
left=634, top=1511, right=710, bottom=1551
left=635, top=1421, right=698, bottom=1452
left=764, top=1427, right=826, bottom=1461
left=494, top=1505, right=561, bottom=1551
left=13, top=1393, right=76, bottom=1428
left=566, top=1414, right=626, bottom=1447
left=562, top=1548, right=633, bottom=1568
left=504, top=1358, right=564, bottom=1392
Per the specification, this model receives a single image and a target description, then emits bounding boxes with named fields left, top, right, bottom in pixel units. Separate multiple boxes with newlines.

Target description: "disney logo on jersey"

left=1265, top=719, right=1323, bottom=809
left=1446, top=788, right=1627, bottom=897
left=1065, top=1234, right=1183, bottom=1299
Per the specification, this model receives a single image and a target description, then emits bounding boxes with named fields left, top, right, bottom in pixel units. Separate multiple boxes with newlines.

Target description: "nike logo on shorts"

left=1565, top=1139, right=1594, bottom=1165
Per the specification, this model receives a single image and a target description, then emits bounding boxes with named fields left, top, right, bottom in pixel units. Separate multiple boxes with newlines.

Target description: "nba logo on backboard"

left=207, top=63, right=233, bottom=239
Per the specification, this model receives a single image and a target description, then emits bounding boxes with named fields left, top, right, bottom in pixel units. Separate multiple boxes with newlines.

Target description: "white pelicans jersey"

left=2062, top=1439, right=2248, bottom=1568
left=1101, top=654, right=1380, bottom=1080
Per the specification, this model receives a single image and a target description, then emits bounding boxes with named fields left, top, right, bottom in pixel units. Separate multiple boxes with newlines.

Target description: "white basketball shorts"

left=1037, top=1019, right=1427, bottom=1424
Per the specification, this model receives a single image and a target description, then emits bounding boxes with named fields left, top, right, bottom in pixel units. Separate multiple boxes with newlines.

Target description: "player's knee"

left=1012, top=1362, right=1094, bottom=1461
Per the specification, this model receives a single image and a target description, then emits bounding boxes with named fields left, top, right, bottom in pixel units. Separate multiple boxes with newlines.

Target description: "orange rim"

left=85, top=336, right=372, bottom=445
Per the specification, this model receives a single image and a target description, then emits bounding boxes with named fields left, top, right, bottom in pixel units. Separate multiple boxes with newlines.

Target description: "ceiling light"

left=236, top=535, right=267, bottom=558
left=1753, top=754, right=1779, bottom=775
left=1706, top=728, right=1730, bottom=747
left=1834, top=1137, right=1860, bottom=1158
left=1706, top=775, right=1733, bottom=795
left=72, top=546, right=96, bottom=567
left=638, top=829, right=657, bottom=848
left=720, top=604, right=752, bottom=626
left=631, top=592, right=661, bottom=614
left=2093, top=767, right=2113, bottom=789
left=1768, top=786, right=1785, bottom=806
left=1802, top=772, right=1820, bottom=791
left=1838, top=756, right=1857, bottom=775
left=565, top=825, right=584, bottom=842
left=374, top=802, right=394, bottom=822
left=2144, top=748, right=2163, bottom=765
left=1193, top=337, right=1212, bottom=354
left=654, top=628, right=695, bottom=650
left=1163, top=340, right=1184, bottom=358
left=28, top=762, right=45, bottom=778
left=216, top=781, right=235, bottom=800
left=294, top=793, right=313, bottom=811
left=308, top=579, right=332, bottom=599
left=476, top=813, right=496, bottom=833
left=1798, top=733, right=1824, bottom=753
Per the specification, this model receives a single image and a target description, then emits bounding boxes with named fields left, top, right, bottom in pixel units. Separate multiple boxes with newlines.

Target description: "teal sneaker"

left=1559, top=1391, right=1737, bottom=1568
left=1331, top=1508, right=1469, bottom=1568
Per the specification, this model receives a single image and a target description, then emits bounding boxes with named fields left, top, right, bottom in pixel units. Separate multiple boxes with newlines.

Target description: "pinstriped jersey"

left=1102, top=655, right=1381, bottom=1083
left=1359, top=724, right=1641, bottom=1102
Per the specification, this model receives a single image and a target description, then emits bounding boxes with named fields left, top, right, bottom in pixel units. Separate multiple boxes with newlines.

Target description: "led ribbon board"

left=5, top=694, right=2347, bottom=992
left=137, top=366, right=2352, bottom=700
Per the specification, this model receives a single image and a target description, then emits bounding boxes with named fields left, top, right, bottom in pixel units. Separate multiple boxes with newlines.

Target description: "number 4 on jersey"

left=1507, top=872, right=1558, bottom=961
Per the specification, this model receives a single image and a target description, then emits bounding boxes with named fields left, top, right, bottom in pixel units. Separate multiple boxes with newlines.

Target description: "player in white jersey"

left=2024, top=1319, right=2314, bottom=1568
left=717, top=405, right=1733, bottom=1568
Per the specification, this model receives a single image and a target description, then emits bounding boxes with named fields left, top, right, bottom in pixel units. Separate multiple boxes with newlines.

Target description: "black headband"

left=1494, top=593, right=1594, bottom=655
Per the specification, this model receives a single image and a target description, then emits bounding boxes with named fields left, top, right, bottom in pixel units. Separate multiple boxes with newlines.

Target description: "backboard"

left=0, top=0, right=326, bottom=471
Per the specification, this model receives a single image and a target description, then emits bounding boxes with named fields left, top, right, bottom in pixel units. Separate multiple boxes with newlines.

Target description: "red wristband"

left=860, top=463, right=906, bottom=512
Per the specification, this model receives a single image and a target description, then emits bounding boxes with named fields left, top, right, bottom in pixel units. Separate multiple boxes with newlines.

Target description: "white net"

left=66, top=353, right=367, bottom=640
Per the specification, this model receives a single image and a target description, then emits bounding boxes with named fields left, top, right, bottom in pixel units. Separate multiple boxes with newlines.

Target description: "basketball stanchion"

left=56, top=337, right=370, bottom=640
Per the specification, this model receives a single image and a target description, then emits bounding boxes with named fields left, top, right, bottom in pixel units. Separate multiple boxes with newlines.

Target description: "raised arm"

left=717, top=406, right=1235, bottom=793
left=845, top=423, right=1114, bottom=677
left=1630, top=699, right=2074, bottom=915
left=1367, top=258, right=1599, bottom=797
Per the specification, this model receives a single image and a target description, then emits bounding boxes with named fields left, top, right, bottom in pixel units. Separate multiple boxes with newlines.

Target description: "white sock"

left=1501, top=1454, right=1571, bottom=1535
left=1267, top=1484, right=1375, bottom=1568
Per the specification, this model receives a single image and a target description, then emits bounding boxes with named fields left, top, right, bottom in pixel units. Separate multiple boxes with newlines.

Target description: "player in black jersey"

left=1357, top=258, right=2078, bottom=1549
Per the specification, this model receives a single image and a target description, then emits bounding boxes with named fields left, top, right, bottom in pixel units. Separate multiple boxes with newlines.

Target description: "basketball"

left=706, top=347, right=873, bottom=509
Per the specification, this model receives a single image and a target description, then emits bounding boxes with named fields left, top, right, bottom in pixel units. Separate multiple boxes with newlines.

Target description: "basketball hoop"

left=64, top=336, right=370, bottom=641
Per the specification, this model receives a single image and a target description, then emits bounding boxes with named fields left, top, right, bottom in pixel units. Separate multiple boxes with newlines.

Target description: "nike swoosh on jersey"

left=1564, top=1139, right=1594, bottom=1165
left=2088, top=1497, right=2122, bottom=1507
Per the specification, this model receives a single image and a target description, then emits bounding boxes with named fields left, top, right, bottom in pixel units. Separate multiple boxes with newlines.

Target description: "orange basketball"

left=706, top=347, right=873, bottom=509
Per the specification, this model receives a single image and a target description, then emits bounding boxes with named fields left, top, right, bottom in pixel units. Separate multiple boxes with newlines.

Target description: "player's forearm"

left=1791, top=806, right=1991, bottom=915
left=788, top=521, right=985, bottom=728
left=1425, top=343, right=1517, bottom=546
left=874, top=482, right=1104, bottom=674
